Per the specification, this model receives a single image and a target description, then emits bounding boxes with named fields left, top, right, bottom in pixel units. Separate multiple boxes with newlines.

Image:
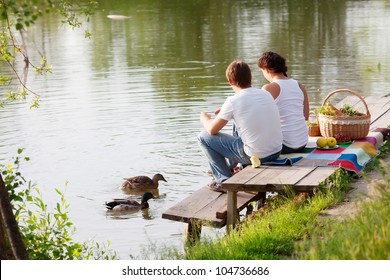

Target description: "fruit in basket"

left=316, top=137, right=328, bottom=148
left=327, top=137, right=337, bottom=148
left=334, top=133, right=351, bottom=144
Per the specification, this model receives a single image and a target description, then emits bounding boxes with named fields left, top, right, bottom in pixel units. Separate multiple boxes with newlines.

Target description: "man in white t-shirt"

left=198, top=60, right=283, bottom=192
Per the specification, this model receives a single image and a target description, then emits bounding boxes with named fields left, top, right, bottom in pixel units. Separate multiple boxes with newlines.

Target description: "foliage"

left=307, top=111, right=319, bottom=127
left=1, top=149, right=117, bottom=260
left=366, top=63, right=382, bottom=73
left=316, top=104, right=335, bottom=116
left=306, top=120, right=318, bottom=127
left=0, top=0, right=97, bottom=108
left=0, top=0, right=97, bottom=40
left=317, top=103, right=361, bottom=117
left=0, top=0, right=115, bottom=260
left=340, top=104, right=360, bottom=116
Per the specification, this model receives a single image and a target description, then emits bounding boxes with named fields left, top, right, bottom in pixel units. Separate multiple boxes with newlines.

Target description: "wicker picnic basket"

left=318, top=89, right=371, bottom=140
left=307, top=111, right=321, bottom=136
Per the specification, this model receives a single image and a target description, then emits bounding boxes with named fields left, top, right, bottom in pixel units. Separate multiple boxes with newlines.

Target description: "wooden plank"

left=367, top=95, right=390, bottom=128
left=194, top=193, right=229, bottom=222
left=334, top=95, right=361, bottom=108
left=364, top=95, right=390, bottom=109
left=162, top=186, right=263, bottom=228
left=294, top=166, right=338, bottom=191
left=222, top=165, right=267, bottom=185
left=247, top=166, right=316, bottom=186
left=162, top=186, right=223, bottom=223
left=222, top=166, right=314, bottom=192
left=370, top=109, right=390, bottom=129
left=215, top=191, right=264, bottom=219
left=367, top=105, right=390, bottom=125
left=222, top=165, right=315, bottom=190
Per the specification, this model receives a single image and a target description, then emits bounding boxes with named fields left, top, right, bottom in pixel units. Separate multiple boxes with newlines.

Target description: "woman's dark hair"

left=226, top=60, right=252, bottom=88
left=257, top=51, right=288, bottom=77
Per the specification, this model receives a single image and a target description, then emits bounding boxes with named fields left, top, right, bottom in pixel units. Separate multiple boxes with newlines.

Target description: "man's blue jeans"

left=197, top=130, right=281, bottom=184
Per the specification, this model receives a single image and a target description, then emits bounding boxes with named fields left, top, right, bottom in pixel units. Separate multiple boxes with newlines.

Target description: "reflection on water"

left=106, top=208, right=154, bottom=221
left=0, top=0, right=389, bottom=259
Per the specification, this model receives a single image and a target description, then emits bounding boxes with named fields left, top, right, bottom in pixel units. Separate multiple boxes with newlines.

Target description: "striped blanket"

left=269, top=128, right=389, bottom=174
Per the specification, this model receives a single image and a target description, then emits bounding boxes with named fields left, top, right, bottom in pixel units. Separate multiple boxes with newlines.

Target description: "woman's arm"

left=262, top=83, right=280, bottom=99
left=299, top=82, right=310, bottom=120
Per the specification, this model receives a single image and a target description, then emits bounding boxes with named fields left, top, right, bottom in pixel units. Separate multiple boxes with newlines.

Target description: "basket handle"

left=321, top=89, right=370, bottom=116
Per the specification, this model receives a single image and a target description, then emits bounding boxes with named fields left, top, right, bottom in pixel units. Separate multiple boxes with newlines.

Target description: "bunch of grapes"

left=334, top=133, right=351, bottom=143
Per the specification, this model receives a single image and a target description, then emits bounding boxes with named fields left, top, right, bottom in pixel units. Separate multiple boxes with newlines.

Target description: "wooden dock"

left=162, top=93, right=390, bottom=243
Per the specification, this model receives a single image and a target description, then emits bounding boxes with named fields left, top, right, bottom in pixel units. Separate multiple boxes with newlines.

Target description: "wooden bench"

left=162, top=94, right=390, bottom=243
left=162, top=166, right=336, bottom=244
left=222, top=165, right=337, bottom=231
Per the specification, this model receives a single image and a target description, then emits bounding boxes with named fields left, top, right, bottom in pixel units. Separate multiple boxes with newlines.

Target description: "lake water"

left=0, top=0, right=389, bottom=259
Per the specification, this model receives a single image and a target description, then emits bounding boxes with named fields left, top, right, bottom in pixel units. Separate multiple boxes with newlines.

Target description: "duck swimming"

left=120, top=173, right=167, bottom=190
left=105, top=192, right=154, bottom=211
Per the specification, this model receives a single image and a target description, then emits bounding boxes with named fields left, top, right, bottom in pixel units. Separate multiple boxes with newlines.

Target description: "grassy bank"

left=295, top=162, right=390, bottom=259
left=182, top=140, right=390, bottom=260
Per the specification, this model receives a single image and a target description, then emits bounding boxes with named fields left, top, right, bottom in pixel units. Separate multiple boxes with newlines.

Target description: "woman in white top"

left=257, top=51, right=310, bottom=154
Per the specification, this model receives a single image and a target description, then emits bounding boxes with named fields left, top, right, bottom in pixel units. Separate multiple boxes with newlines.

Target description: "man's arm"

left=200, top=112, right=228, bottom=135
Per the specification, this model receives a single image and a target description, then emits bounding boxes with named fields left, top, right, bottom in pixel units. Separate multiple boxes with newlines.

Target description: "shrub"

left=1, top=149, right=117, bottom=260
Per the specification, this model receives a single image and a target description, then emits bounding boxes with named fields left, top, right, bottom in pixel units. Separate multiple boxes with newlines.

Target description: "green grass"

left=294, top=160, right=390, bottom=260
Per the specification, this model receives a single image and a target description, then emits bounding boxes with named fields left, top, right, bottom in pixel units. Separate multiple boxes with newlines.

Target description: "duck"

left=105, top=192, right=154, bottom=211
left=119, top=173, right=167, bottom=190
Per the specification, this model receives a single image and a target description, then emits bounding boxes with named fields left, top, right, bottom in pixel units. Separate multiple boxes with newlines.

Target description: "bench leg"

left=257, top=192, right=267, bottom=210
left=184, top=220, right=202, bottom=246
left=226, top=191, right=238, bottom=234
left=246, top=204, right=253, bottom=216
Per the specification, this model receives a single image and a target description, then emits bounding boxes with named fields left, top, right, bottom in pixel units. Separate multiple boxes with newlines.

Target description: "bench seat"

left=221, top=165, right=338, bottom=231
left=162, top=186, right=264, bottom=228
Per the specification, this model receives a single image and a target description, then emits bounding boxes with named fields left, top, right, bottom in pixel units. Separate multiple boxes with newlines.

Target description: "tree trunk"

left=0, top=174, right=28, bottom=259
left=0, top=217, right=14, bottom=259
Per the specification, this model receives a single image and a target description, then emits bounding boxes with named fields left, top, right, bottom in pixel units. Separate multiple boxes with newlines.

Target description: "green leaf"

left=15, top=22, right=23, bottom=30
